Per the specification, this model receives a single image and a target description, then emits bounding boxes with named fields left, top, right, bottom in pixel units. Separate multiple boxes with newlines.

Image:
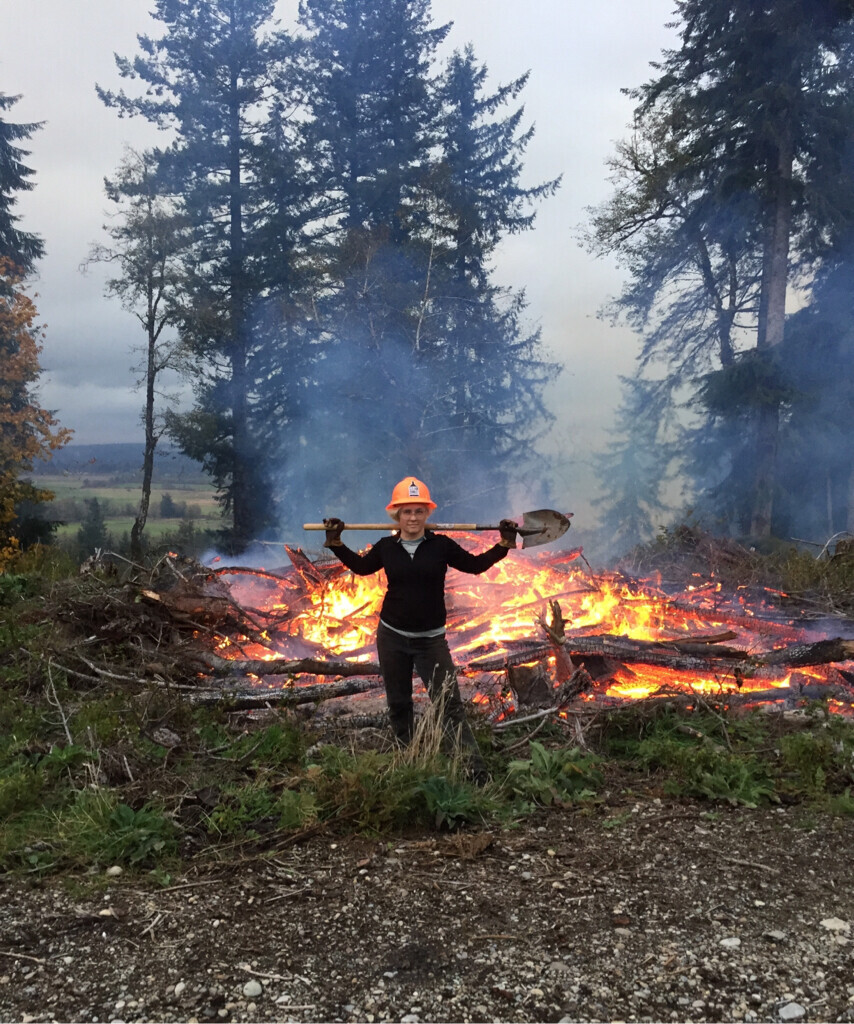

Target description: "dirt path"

left=3, top=803, right=854, bottom=1023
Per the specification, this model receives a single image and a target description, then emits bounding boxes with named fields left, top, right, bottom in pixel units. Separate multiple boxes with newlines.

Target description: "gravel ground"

left=2, top=802, right=854, bottom=1023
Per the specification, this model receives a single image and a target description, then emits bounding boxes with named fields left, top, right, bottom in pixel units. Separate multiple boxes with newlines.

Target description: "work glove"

left=498, top=518, right=518, bottom=549
left=323, top=517, right=345, bottom=548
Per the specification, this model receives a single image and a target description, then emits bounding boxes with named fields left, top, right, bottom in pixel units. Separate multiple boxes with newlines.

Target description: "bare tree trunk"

left=847, top=461, right=854, bottom=535
left=750, top=129, right=793, bottom=538
left=131, top=315, right=158, bottom=562
left=227, top=61, right=251, bottom=554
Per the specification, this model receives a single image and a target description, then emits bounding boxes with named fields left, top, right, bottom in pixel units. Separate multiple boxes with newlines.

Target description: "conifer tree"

left=290, top=1, right=559, bottom=517
left=589, top=0, right=854, bottom=539
left=0, top=93, right=44, bottom=274
left=592, top=377, right=674, bottom=558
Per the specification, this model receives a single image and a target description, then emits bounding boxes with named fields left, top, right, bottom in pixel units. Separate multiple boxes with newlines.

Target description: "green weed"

left=303, top=745, right=493, bottom=835
left=0, top=573, right=34, bottom=606
left=827, top=788, right=854, bottom=817
left=417, top=774, right=486, bottom=830
left=779, top=732, right=834, bottom=797
left=52, top=792, right=176, bottom=868
left=228, top=722, right=306, bottom=768
left=306, top=747, right=422, bottom=832
left=102, top=801, right=178, bottom=865
left=639, top=734, right=776, bottom=807
left=505, top=742, right=602, bottom=808
left=207, top=782, right=316, bottom=837
left=2, top=791, right=177, bottom=871
left=602, top=810, right=633, bottom=829
left=0, top=764, right=45, bottom=819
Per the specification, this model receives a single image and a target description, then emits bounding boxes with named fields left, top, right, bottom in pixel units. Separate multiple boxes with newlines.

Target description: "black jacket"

left=331, top=531, right=509, bottom=633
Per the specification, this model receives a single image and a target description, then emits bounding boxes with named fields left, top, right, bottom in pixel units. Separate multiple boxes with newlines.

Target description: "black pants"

left=376, top=622, right=483, bottom=764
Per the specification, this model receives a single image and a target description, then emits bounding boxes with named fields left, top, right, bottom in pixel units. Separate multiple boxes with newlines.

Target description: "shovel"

left=303, top=509, right=572, bottom=549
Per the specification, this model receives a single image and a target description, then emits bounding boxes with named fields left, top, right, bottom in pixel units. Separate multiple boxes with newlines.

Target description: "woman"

left=323, top=477, right=517, bottom=782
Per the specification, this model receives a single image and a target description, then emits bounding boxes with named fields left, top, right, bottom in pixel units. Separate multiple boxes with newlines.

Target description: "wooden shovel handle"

left=303, top=522, right=488, bottom=531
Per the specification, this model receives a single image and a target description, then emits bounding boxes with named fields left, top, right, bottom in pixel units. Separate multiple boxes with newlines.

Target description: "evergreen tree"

left=593, top=377, right=676, bottom=557
left=245, top=90, right=327, bottom=520
left=589, top=0, right=854, bottom=538
left=285, top=0, right=454, bottom=515
left=425, top=46, right=561, bottom=511
left=99, top=0, right=293, bottom=551
left=437, top=46, right=560, bottom=287
left=0, top=93, right=44, bottom=274
left=637, top=0, right=854, bottom=536
left=289, top=1, right=559, bottom=519
left=773, top=252, right=854, bottom=538
left=299, top=0, right=449, bottom=238
left=76, top=498, right=109, bottom=559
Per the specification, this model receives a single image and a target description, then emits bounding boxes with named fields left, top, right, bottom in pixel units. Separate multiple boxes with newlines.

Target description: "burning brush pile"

left=114, top=532, right=854, bottom=730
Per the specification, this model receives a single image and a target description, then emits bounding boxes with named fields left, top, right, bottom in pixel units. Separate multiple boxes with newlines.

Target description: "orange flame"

left=213, top=536, right=853, bottom=710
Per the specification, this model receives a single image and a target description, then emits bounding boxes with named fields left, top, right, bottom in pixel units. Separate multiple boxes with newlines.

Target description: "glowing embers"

left=598, top=663, right=793, bottom=702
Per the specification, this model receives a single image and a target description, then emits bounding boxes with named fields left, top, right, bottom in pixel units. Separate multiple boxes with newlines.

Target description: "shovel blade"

left=518, top=509, right=572, bottom=549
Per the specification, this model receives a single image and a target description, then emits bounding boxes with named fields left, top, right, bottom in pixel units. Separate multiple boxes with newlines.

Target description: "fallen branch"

left=539, top=600, right=576, bottom=682
left=188, top=677, right=384, bottom=708
left=196, top=651, right=381, bottom=678
left=492, top=706, right=562, bottom=730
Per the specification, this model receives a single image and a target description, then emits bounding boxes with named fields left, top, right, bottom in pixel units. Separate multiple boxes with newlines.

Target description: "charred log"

left=468, top=630, right=854, bottom=678
left=506, top=663, right=553, bottom=707
left=751, top=638, right=854, bottom=668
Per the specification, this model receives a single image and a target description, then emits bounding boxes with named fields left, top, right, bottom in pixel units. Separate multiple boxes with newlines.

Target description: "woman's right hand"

left=323, top=517, right=345, bottom=548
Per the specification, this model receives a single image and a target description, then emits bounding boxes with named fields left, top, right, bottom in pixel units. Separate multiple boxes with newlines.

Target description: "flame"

left=212, top=535, right=854, bottom=711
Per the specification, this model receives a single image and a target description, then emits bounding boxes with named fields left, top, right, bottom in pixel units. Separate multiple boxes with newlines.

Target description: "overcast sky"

left=4, top=1, right=678, bottom=514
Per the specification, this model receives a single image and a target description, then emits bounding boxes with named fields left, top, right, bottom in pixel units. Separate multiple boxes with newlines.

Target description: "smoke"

left=268, top=337, right=540, bottom=538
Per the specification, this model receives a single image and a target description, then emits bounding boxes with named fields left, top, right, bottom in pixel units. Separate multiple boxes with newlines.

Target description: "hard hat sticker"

left=408, top=481, right=420, bottom=497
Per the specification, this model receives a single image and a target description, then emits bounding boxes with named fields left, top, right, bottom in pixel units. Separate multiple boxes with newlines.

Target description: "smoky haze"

left=3, top=0, right=680, bottom=545
left=271, top=336, right=558, bottom=538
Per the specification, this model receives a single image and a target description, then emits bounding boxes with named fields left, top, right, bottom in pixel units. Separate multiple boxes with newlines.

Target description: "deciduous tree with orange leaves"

left=0, top=258, right=71, bottom=568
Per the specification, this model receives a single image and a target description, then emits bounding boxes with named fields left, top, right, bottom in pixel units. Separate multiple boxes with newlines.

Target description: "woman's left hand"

left=498, top=519, right=518, bottom=548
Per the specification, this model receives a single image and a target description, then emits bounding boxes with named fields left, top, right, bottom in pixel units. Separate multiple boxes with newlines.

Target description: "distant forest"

left=30, top=444, right=206, bottom=483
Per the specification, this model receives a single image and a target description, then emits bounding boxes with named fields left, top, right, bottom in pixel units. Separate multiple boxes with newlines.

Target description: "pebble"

left=765, top=931, right=787, bottom=942
left=105, top=866, right=123, bottom=877
left=720, top=936, right=742, bottom=948
left=242, top=979, right=263, bottom=999
left=547, top=961, right=572, bottom=976
left=173, top=982, right=186, bottom=997
left=778, top=1002, right=806, bottom=1020
left=820, top=917, right=850, bottom=932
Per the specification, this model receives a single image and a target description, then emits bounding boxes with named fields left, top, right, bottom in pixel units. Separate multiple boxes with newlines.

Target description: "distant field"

left=41, top=473, right=225, bottom=541
left=54, top=516, right=219, bottom=542
left=41, top=476, right=219, bottom=508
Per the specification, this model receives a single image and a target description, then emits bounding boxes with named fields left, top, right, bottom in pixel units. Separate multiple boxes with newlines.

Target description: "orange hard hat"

left=386, top=477, right=437, bottom=512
